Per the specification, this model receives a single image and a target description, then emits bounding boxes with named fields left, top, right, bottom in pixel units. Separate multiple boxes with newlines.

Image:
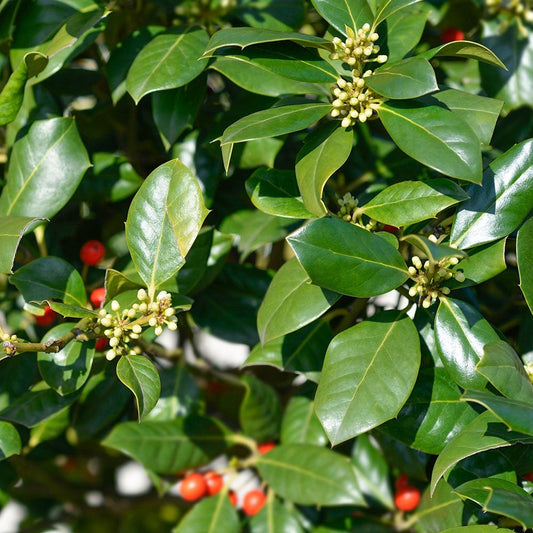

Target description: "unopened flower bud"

left=454, top=271, right=466, bottom=282
left=168, top=321, right=178, bottom=331
left=412, top=256, right=422, bottom=270
left=132, top=324, right=142, bottom=334
left=441, top=286, right=451, bottom=295
left=111, top=300, right=120, bottom=312
left=341, top=117, right=352, bottom=128
left=110, top=337, right=119, bottom=348
left=154, top=325, right=163, bottom=336
left=362, top=23, right=370, bottom=32
left=376, top=55, right=388, bottom=63
left=106, top=349, right=116, bottom=361
left=149, top=317, right=158, bottom=327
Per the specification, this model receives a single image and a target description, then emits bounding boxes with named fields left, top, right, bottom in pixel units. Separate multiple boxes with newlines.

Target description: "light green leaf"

left=126, top=25, right=209, bottom=103
left=373, top=0, right=422, bottom=26
left=315, top=311, right=420, bottom=445
left=361, top=179, right=468, bottom=226
left=0, top=117, right=91, bottom=218
left=125, top=159, right=208, bottom=295
left=517, top=216, right=533, bottom=313
left=101, top=416, right=232, bottom=474
left=287, top=217, right=409, bottom=297
left=250, top=496, right=304, bottom=533
left=0, top=216, right=46, bottom=274
left=378, top=99, right=482, bottom=183
left=450, top=139, right=533, bottom=249
left=257, top=258, right=340, bottom=345
left=310, top=0, right=373, bottom=36
left=256, top=444, right=365, bottom=505
left=419, top=40, right=506, bottom=69
left=366, top=57, right=438, bottom=99
left=441, top=526, right=514, bottom=533
left=10, top=256, right=87, bottom=307
left=117, top=355, right=161, bottom=421
left=280, top=395, right=328, bottom=446
left=296, top=122, right=353, bottom=217
left=0, top=421, right=21, bottom=460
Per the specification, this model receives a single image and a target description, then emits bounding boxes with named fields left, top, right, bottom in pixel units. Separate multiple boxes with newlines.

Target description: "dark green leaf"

left=117, top=355, right=161, bottom=421
left=367, top=57, right=437, bottom=99
left=402, top=235, right=467, bottom=263
left=280, top=395, right=328, bottom=446
left=28, top=407, right=70, bottom=448
left=250, top=496, right=304, bottom=533
left=239, top=375, right=281, bottom=442
left=101, top=416, right=232, bottom=474
left=434, top=298, right=500, bottom=390
left=287, top=217, right=409, bottom=297
left=378, top=99, right=482, bottom=183
left=256, top=444, right=364, bottom=505
left=296, top=122, right=353, bottom=217
left=420, top=40, right=506, bottom=69
left=517, top=216, right=533, bottom=313
left=11, top=256, right=87, bottom=307
left=450, top=139, right=533, bottom=249
left=441, top=527, right=514, bottom=533
left=315, top=311, right=420, bottom=445
left=0, top=421, right=21, bottom=460
left=126, top=26, right=209, bottom=103
left=383, top=4, right=428, bottom=62
left=373, top=0, right=423, bottom=26
left=246, top=168, right=315, bottom=219
left=234, top=0, right=306, bottom=31
left=361, top=179, right=468, bottom=226
left=310, top=0, right=373, bottom=36
left=38, top=323, right=94, bottom=396
left=0, top=117, right=91, bottom=219
left=257, top=258, right=340, bottom=345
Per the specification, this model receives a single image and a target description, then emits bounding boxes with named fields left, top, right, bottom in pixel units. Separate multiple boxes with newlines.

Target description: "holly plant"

left=0, top=0, right=532, bottom=531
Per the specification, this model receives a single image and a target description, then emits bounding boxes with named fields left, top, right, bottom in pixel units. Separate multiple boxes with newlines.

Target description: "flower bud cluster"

left=408, top=255, right=465, bottom=308
left=337, top=192, right=359, bottom=222
left=97, top=289, right=178, bottom=361
left=2, top=332, right=18, bottom=356
left=485, top=0, right=533, bottom=22
left=329, top=24, right=387, bottom=127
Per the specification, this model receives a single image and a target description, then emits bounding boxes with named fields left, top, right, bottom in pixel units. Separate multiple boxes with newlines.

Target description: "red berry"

left=34, top=306, right=57, bottom=326
left=440, top=27, right=465, bottom=44
left=395, top=485, right=421, bottom=512
left=242, top=489, right=266, bottom=516
left=95, top=337, right=108, bottom=351
left=395, top=473, right=410, bottom=490
left=258, top=442, right=276, bottom=454
left=90, top=287, right=106, bottom=308
left=383, top=224, right=399, bottom=235
left=80, top=240, right=105, bottom=266
left=523, top=472, right=533, bottom=482
left=228, top=490, right=238, bottom=506
left=180, top=473, right=207, bottom=501
left=204, top=471, right=224, bottom=496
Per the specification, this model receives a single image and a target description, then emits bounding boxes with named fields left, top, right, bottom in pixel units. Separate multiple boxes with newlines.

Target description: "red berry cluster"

left=394, top=474, right=421, bottom=512
left=80, top=240, right=106, bottom=266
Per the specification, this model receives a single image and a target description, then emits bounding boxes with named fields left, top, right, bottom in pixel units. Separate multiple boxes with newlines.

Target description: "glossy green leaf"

left=310, top=0, right=373, bottom=36
left=101, top=416, right=232, bottom=474
left=420, top=40, right=506, bottom=69
left=383, top=4, right=428, bottom=62
left=315, top=311, right=420, bottom=445
left=295, top=122, right=353, bottom=217
left=203, top=27, right=332, bottom=56
left=11, top=256, right=87, bottom=307
left=117, top=355, right=161, bottom=421
left=0, top=52, right=47, bottom=126
left=125, top=159, right=208, bottom=295
left=28, top=408, right=70, bottom=448
left=0, top=381, right=79, bottom=428
left=38, top=323, right=94, bottom=396
left=287, top=217, right=409, bottom=298
left=0, top=421, right=21, bottom=460
left=258, top=258, right=340, bottom=345
left=246, top=168, right=315, bottom=219
left=477, top=341, right=533, bottom=404
left=441, top=527, right=514, bottom=533
left=256, top=444, right=364, bottom=505
left=517, top=216, right=533, bottom=313
left=152, top=74, right=207, bottom=151
left=402, top=235, right=467, bottom=263
left=378, top=99, right=482, bottom=183
left=480, top=20, right=533, bottom=113
left=451, top=139, right=533, bottom=249
left=367, top=57, right=437, bottom=99
left=434, top=298, right=500, bottom=390
left=173, top=492, right=240, bottom=533
left=280, top=395, right=327, bottom=446
left=235, top=0, right=306, bottom=31
left=453, top=478, right=533, bottom=530
left=462, top=389, right=533, bottom=436
left=381, top=367, right=478, bottom=455
left=239, top=375, right=282, bottom=442
left=373, top=0, right=422, bottom=26
left=250, top=496, right=304, bottom=533
left=352, top=433, right=394, bottom=509
left=245, top=321, right=332, bottom=382
left=0, top=216, right=46, bottom=274
left=220, top=103, right=331, bottom=146
left=430, top=411, right=533, bottom=494
left=126, top=25, right=209, bottom=103
left=361, top=179, right=467, bottom=226
left=426, top=89, right=503, bottom=146
left=0, top=117, right=91, bottom=218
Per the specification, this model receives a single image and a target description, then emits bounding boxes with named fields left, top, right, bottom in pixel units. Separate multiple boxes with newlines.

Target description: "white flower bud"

left=331, top=109, right=340, bottom=117
left=454, top=271, right=466, bottom=282
left=137, top=288, right=148, bottom=301
left=114, top=327, right=122, bottom=338
left=370, top=32, right=379, bottom=41
left=111, top=300, right=120, bottom=312
left=449, top=256, right=460, bottom=265
left=167, top=321, right=178, bottom=331
left=441, top=286, right=451, bottom=295
left=139, top=303, right=148, bottom=314
left=376, top=55, right=388, bottom=63
left=409, top=286, right=418, bottom=297
left=408, top=266, right=417, bottom=276
left=101, top=317, right=112, bottom=328
left=132, top=324, right=142, bottom=334
left=412, top=256, right=422, bottom=270
left=110, top=337, right=119, bottom=348
left=154, top=326, right=163, bottom=336
left=149, top=317, right=158, bottom=327
left=362, top=23, right=370, bottom=32
left=127, top=308, right=136, bottom=318
left=422, top=297, right=432, bottom=309
left=106, top=349, right=116, bottom=361
left=341, top=117, right=352, bottom=128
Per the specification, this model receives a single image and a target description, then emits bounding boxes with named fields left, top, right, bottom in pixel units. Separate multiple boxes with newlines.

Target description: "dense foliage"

left=0, top=0, right=532, bottom=531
